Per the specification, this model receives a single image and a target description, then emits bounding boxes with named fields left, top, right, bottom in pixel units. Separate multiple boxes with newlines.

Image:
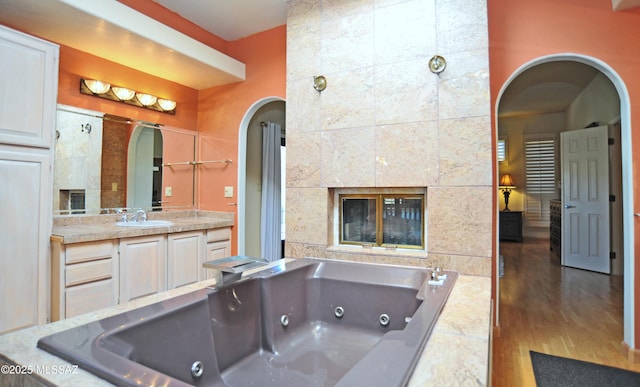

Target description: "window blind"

left=524, top=137, right=556, bottom=226
left=498, top=138, right=506, bottom=162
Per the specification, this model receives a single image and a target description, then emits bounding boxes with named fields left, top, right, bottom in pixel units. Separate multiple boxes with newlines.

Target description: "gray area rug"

left=530, top=350, right=640, bottom=387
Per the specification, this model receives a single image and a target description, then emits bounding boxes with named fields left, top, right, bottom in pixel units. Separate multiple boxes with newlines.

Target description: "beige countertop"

left=0, top=261, right=491, bottom=386
left=51, top=210, right=234, bottom=244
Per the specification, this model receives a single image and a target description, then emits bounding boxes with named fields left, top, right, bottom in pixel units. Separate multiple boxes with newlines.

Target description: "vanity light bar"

left=80, top=79, right=177, bottom=114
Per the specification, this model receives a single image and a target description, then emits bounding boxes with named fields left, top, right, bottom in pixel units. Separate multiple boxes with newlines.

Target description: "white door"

left=561, top=126, right=610, bottom=273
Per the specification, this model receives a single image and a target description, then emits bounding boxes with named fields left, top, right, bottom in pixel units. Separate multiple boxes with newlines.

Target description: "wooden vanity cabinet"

left=51, top=226, right=232, bottom=320
left=205, top=228, right=232, bottom=280
left=168, top=231, right=205, bottom=289
left=119, top=235, right=166, bottom=303
left=50, top=240, right=118, bottom=321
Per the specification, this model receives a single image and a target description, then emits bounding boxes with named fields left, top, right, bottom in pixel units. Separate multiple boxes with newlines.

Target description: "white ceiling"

left=498, top=61, right=601, bottom=118
left=612, top=0, right=640, bottom=11
left=152, top=0, right=287, bottom=41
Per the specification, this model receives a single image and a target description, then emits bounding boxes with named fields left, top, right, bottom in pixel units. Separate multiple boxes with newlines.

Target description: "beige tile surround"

left=285, top=0, right=493, bottom=277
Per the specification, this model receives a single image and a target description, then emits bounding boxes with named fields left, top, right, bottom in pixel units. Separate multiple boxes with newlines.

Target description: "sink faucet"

left=116, top=208, right=128, bottom=222
left=131, top=209, right=147, bottom=222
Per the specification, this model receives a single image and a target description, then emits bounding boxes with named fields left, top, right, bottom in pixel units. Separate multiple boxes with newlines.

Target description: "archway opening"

left=494, top=54, right=634, bottom=348
left=237, top=98, right=286, bottom=257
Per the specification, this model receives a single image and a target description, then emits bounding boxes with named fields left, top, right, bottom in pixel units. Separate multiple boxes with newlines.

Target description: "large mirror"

left=53, top=105, right=196, bottom=215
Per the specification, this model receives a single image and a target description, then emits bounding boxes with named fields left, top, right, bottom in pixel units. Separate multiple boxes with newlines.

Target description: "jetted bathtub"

left=38, top=258, right=457, bottom=386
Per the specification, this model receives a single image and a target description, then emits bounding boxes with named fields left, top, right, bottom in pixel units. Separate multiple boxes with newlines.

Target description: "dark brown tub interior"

left=38, top=258, right=457, bottom=386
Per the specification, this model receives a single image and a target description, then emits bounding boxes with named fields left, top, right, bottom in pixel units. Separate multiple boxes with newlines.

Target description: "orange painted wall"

left=196, top=25, right=287, bottom=255
left=488, top=0, right=640, bottom=346
left=161, top=128, right=197, bottom=209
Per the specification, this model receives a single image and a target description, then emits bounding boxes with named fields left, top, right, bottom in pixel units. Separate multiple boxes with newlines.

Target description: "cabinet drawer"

left=65, top=259, right=113, bottom=287
left=66, top=240, right=114, bottom=264
left=207, top=227, right=231, bottom=243
left=65, top=279, right=115, bottom=318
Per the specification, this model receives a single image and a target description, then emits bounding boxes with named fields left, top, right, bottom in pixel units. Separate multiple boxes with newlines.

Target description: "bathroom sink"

left=115, top=220, right=173, bottom=227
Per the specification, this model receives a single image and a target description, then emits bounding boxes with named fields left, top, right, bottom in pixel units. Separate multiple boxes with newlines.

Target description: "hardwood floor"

left=491, top=238, right=640, bottom=386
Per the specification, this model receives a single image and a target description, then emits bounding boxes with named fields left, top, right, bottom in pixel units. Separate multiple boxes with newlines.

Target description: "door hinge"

left=608, top=138, right=615, bottom=145
left=610, top=252, right=616, bottom=260
left=609, top=195, right=616, bottom=202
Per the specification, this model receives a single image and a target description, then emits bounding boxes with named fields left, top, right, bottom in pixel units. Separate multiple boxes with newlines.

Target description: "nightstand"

left=549, top=200, right=561, bottom=255
left=499, top=211, right=523, bottom=242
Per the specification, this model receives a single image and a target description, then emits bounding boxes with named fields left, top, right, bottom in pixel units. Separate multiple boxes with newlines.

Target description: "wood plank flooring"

left=491, top=238, right=640, bottom=386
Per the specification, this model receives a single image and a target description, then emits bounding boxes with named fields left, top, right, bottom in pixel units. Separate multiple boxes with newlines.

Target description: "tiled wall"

left=54, top=106, right=103, bottom=213
left=285, top=0, right=492, bottom=276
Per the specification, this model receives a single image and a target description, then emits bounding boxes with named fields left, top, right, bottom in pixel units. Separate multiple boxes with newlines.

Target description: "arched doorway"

left=494, top=54, right=634, bottom=347
left=127, top=124, right=163, bottom=210
left=237, top=97, right=286, bottom=257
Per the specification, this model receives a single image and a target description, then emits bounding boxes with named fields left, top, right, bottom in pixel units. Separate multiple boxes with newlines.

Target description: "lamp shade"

left=499, top=173, right=516, bottom=188
left=83, top=79, right=111, bottom=94
left=157, top=98, right=177, bottom=112
left=136, top=93, right=157, bottom=106
left=112, top=86, right=135, bottom=101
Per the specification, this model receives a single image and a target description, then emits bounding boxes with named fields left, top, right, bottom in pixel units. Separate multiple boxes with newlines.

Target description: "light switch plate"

left=165, top=186, right=173, bottom=197
left=224, top=186, right=234, bottom=198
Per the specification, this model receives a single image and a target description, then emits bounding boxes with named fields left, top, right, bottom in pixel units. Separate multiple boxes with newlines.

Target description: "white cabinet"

left=205, top=228, right=232, bottom=280
left=167, top=231, right=204, bottom=289
left=0, top=25, right=58, bottom=334
left=0, top=146, right=53, bottom=332
left=119, top=235, right=166, bottom=303
left=50, top=240, right=118, bottom=321
left=50, top=227, right=232, bottom=320
left=0, top=25, right=58, bottom=148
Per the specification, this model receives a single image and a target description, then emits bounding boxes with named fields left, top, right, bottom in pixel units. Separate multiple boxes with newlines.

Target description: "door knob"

left=564, top=204, right=575, bottom=209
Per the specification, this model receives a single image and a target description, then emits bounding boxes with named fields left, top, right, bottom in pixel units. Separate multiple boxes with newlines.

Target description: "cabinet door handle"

left=564, top=204, right=575, bottom=209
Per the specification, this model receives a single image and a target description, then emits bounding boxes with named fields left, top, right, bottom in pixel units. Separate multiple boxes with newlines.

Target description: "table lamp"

left=499, top=173, right=516, bottom=212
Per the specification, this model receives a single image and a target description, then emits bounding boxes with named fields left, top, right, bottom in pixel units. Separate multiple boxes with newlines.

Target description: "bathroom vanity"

left=50, top=211, right=233, bottom=321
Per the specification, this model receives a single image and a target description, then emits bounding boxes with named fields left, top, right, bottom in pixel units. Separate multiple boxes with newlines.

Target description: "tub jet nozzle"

left=191, top=361, right=204, bottom=378
left=379, top=314, right=390, bottom=326
left=280, top=314, right=289, bottom=327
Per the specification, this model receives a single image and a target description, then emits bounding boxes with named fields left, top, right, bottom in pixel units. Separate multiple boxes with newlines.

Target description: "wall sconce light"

left=499, top=173, right=516, bottom=212
left=428, top=55, right=447, bottom=74
left=313, top=75, right=327, bottom=92
left=80, top=79, right=176, bottom=114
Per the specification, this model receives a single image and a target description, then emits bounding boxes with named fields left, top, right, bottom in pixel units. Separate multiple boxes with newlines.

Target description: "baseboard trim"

left=621, top=341, right=640, bottom=362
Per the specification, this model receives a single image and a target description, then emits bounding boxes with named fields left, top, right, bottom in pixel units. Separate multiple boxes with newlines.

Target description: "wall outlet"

left=165, top=186, right=173, bottom=197
left=224, top=186, right=234, bottom=198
